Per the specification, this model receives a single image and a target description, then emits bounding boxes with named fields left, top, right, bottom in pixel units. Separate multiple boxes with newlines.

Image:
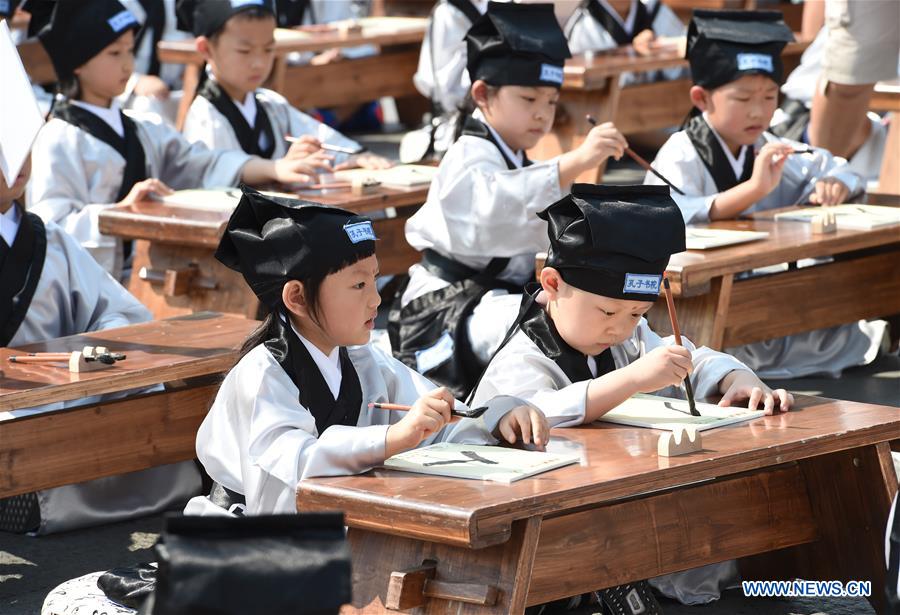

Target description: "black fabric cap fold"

left=466, top=1, right=571, bottom=88
left=215, top=185, right=377, bottom=309
left=538, top=184, right=686, bottom=301
left=23, top=0, right=140, bottom=78
left=687, top=9, right=794, bottom=90
left=176, top=0, right=276, bottom=37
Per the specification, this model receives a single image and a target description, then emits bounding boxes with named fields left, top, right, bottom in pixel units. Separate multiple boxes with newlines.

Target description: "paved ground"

left=2, top=133, right=896, bottom=615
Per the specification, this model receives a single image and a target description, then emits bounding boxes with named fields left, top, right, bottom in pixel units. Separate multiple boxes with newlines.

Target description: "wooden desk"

left=297, top=396, right=899, bottom=613
left=646, top=211, right=900, bottom=349
left=157, top=17, right=427, bottom=129
left=529, top=40, right=809, bottom=183
left=0, top=313, right=257, bottom=498
left=98, top=187, right=426, bottom=319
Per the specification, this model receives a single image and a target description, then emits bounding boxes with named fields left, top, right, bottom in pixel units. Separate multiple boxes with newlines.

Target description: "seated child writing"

left=645, top=9, right=884, bottom=380
left=184, top=187, right=547, bottom=516
left=178, top=0, right=391, bottom=172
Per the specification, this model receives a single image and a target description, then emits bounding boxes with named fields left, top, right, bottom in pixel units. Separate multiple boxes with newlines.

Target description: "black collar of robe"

left=460, top=116, right=532, bottom=170
left=198, top=80, right=277, bottom=159
left=51, top=100, right=149, bottom=202
left=0, top=207, right=48, bottom=347
left=584, top=0, right=660, bottom=46
left=684, top=114, right=754, bottom=193
left=264, top=316, right=363, bottom=435
left=517, top=288, right=615, bottom=384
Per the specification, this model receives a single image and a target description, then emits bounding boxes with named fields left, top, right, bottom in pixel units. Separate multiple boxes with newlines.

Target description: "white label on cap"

left=539, top=64, right=564, bottom=85
left=108, top=10, right=138, bottom=33
left=737, top=53, right=774, bottom=73
left=415, top=331, right=454, bottom=374
left=623, top=273, right=662, bottom=295
left=231, top=0, right=265, bottom=7
left=343, top=220, right=376, bottom=244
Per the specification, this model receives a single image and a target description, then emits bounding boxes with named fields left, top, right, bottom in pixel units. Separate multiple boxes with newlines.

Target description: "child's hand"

left=749, top=142, right=793, bottom=197
left=495, top=405, right=549, bottom=451
left=334, top=153, right=394, bottom=171
left=631, top=29, right=656, bottom=55
left=577, top=122, right=627, bottom=166
left=626, top=345, right=693, bottom=393
left=385, top=387, right=454, bottom=456
left=286, top=135, right=324, bottom=159
left=133, top=75, right=170, bottom=99
left=118, top=178, right=173, bottom=206
left=273, top=157, right=332, bottom=184
left=809, top=177, right=850, bottom=206
left=719, top=370, right=793, bottom=415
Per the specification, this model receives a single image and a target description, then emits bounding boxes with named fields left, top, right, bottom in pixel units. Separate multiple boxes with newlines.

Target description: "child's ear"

left=689, top=85, right=710, bottom=113
left=196, top=36, right=212, bottom=61
left=471, top=80, right=490, bottom=109
left=539, top=266, right=562, bottom=300
left=282, top=280, right=308, bottom=318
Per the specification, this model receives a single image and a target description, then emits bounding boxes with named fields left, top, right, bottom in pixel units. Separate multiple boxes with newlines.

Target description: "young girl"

left=390, top=1, right=628, bottom=397
left=564, top=0, right=686, bottom=86
left=178, top=0, right=390, bottom=171
left=24, top=0, right=324, bottom=278
left=184, top=187, right=547, bottom=516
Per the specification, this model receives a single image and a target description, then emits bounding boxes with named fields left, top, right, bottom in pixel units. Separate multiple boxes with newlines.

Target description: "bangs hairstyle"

left=238, top=243, right=377, bottom=358
left=208, top=7, right=277, bottom=43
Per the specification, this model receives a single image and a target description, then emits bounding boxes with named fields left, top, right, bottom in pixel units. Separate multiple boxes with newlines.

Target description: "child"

left=24, top=0, right=324, bottom=278
left=471, top=183, right=793, bottom=606
left=646, top=9, right=884, bottom=379
left=391, top=1, right=627, bottom=398
left=565, top=0, right=686, bottom=85
left=178, top=0, right=390, bottom=171
left=183, top=186, right=547, bottom=516
left=413, top=0, right=487, bottom=116
left=0, top=149, right=199, bottom=534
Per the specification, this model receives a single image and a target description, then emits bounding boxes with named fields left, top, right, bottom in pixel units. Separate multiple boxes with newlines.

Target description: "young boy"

left=470, top=184, right=792, bottom=607
left=646, top=9, right=884, bottom=379
left=470, top=183, right=792, bottom=424
left=179, top=0, right=390, bottom=170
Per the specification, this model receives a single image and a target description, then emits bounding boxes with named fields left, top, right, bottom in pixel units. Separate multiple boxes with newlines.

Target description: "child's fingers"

left=776, top=389, right=793, bottom=411
left=717, top=387, right=735, bottom=407
left=531, top=411, right=548, bottom=449
left=747, top=386, right=764, bottom=411
left=425, top=397, right=452, bottom=424
left=498, top=419, right=517, bottom=445
left=763, top=391, right=776, bottom=415
left=516, top=412, right=533, bottom=445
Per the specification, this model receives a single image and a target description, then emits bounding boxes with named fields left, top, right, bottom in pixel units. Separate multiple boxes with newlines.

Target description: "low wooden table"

left=529, top=39, right=809, bottom=183
left=157, top=17, right=427, bottom=129
left=98, top=186, right=426, bottom=319
left=645, top=210, right=900, bottom=350
left=297, top=395, right=899, bottom=613
left=0, top=313, right=257, bottom=498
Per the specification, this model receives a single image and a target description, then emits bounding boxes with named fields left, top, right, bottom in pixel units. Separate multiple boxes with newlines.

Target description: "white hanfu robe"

left=27, top=99, right=251, bottom=277
left=646, top=115, right=883, bottom=378
left=400, top=109, right=562, bottom=363
left=183, top=324, right=524, bottom=517
left=564, top=0, right=685, bottom=86
left=182, top=86, right=361, bottom=164
left=2, top=210, right=200, bottom=534
left=413, top=0, right=488, bottom=113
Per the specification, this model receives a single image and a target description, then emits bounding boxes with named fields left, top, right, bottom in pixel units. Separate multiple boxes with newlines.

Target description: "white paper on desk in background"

left=0, top=21, right=45, bottom=187
left=774, top=205, right=900, bottom=230
left=383, top=442, right=579, bottom=483
left=600, top=393, right=765, bottom=432
left=685, top=228, right=769, bottom=250
left=334, top=164, right=437, bottom=188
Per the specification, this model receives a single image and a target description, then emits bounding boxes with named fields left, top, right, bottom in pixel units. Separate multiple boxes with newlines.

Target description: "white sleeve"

left=413, top=3, right=472, bottom=111
left=181, top=97, right=224, bottom=150
left=564, top=8, right=617, bottom=55
left=645, top=132, right=717, bottom=224
left=780, top=142, right=865, bottom=203
left=649, top=1, right=686, bottom=37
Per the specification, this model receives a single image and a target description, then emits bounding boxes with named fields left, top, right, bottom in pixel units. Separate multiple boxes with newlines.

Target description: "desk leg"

left=343, top=517, right=541, bottom=614
left=647, top=274, right=733, bottom=350
left=740, top=443, right=899, bottom=613
left=176, top=63, right=200, bottom=132
left=878, top=113, right=900, bottom=195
